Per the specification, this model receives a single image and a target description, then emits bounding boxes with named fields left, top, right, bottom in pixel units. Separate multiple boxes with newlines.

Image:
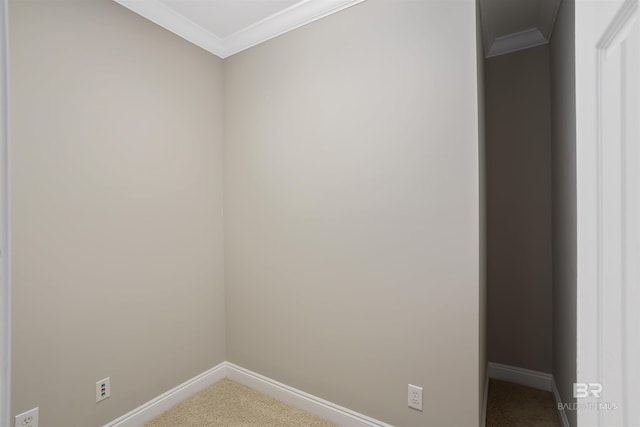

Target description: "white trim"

left=220, top=0, right=365, bottom=58
left=104, top=363, right=227, bottom=427
left=105, top=362, right=392, bottom=427
left=112, top=0, right=365, bottom=58
left=225, top=363, right=392, bottom=427
left=481, top=0, right=561, bottom=58
left=481, top=371, right=489, bottom=427
left=488, top=364, right=570, bottom=426
left=485, top=27, right=548, bottom=58
left=575, top=1, right=604, bottom=426
left=487, top=362, right=553, bottom=391
left=112, top=0, right=225, bottom=55
left=0, top=0, right=10, bottom=425
left=552, top=380, right=571, bottom=427
left=576, top=1, right=640, bottom=425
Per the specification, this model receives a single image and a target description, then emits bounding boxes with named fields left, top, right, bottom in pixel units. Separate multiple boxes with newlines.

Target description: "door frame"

left=576, top=0, right=639, bottom=425
left=0, top=0, right=10, bottom=426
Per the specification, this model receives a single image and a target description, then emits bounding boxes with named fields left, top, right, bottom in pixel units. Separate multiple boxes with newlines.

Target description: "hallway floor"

left=486, top=379, right=562, bottom=426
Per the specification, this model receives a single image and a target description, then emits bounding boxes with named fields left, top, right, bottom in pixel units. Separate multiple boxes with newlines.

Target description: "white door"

left=576, top=0, right=640, bottom=425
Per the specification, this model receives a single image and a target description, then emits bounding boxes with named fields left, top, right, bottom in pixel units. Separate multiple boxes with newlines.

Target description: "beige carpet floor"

left=486, top=379, right=562, bottom=426
left=145, top=379, right=336, bottom=427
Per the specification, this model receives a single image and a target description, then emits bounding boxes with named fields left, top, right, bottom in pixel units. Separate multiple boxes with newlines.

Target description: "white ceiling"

left=479, top=0, right=562, bottom=57
left=114, top=0, right=365, bottom=58
left=115, top=0, right=560, bottom=60
left=158, top=0, right=301, bottom=38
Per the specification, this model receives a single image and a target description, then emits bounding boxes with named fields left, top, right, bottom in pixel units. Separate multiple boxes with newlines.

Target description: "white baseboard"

left=487, top=362, right=570, bottom=427
left=487, top=362, right=553, bottom=391
left=105, top=362, right=227, bottom=427
left=225, top=363, right=392, bottom=427
left=551, top=380, right=571, bottom=427
left=105, top=362, right=391, bottom=427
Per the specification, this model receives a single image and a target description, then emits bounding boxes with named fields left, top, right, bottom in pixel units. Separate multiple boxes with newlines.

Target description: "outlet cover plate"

left=15, top=407, right=39, bottom=427
left=408, top=384, right=423, bottom=411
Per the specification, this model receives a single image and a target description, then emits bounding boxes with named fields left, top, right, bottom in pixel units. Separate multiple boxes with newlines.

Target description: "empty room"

left=0, top=0, right=638, bottom=426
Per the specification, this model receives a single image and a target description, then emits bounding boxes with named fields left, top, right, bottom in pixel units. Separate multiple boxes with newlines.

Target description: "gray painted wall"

left=224, top=1, right=482, bottom=426
left=9, top=1, right=226, bottom=425
left=485, top=45, right=553, bottom=374
left=550, top=0, right=577, bottom=424
left=9, top=1, right=486, bottom=426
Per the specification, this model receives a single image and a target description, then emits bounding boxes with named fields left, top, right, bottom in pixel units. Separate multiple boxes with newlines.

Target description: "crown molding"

left=221, top=0, right=365, bottom=58
left=113, top=0, right=225, bottom=55
left=113, top=0, right=365, bottom=59
left=480, top=0, right=561, bottom=58
left=486, top=27, right=548, bottom=58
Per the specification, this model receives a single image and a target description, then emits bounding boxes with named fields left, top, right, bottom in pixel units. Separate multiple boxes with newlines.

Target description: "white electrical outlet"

left=96, top=377, right=111, bottom=403
left=408, top=384, right=423, bottom=411
left=15, top=407, right=39, bottom=427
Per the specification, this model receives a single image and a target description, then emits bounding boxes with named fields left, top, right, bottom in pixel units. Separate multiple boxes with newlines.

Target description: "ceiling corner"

left=113, top=0, right=366, bottom=59
left=220, top=0, right=366, bottom=58
left=480, top=0, right=562, bottom=59
left=114, top=0, right=225, bottom=56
